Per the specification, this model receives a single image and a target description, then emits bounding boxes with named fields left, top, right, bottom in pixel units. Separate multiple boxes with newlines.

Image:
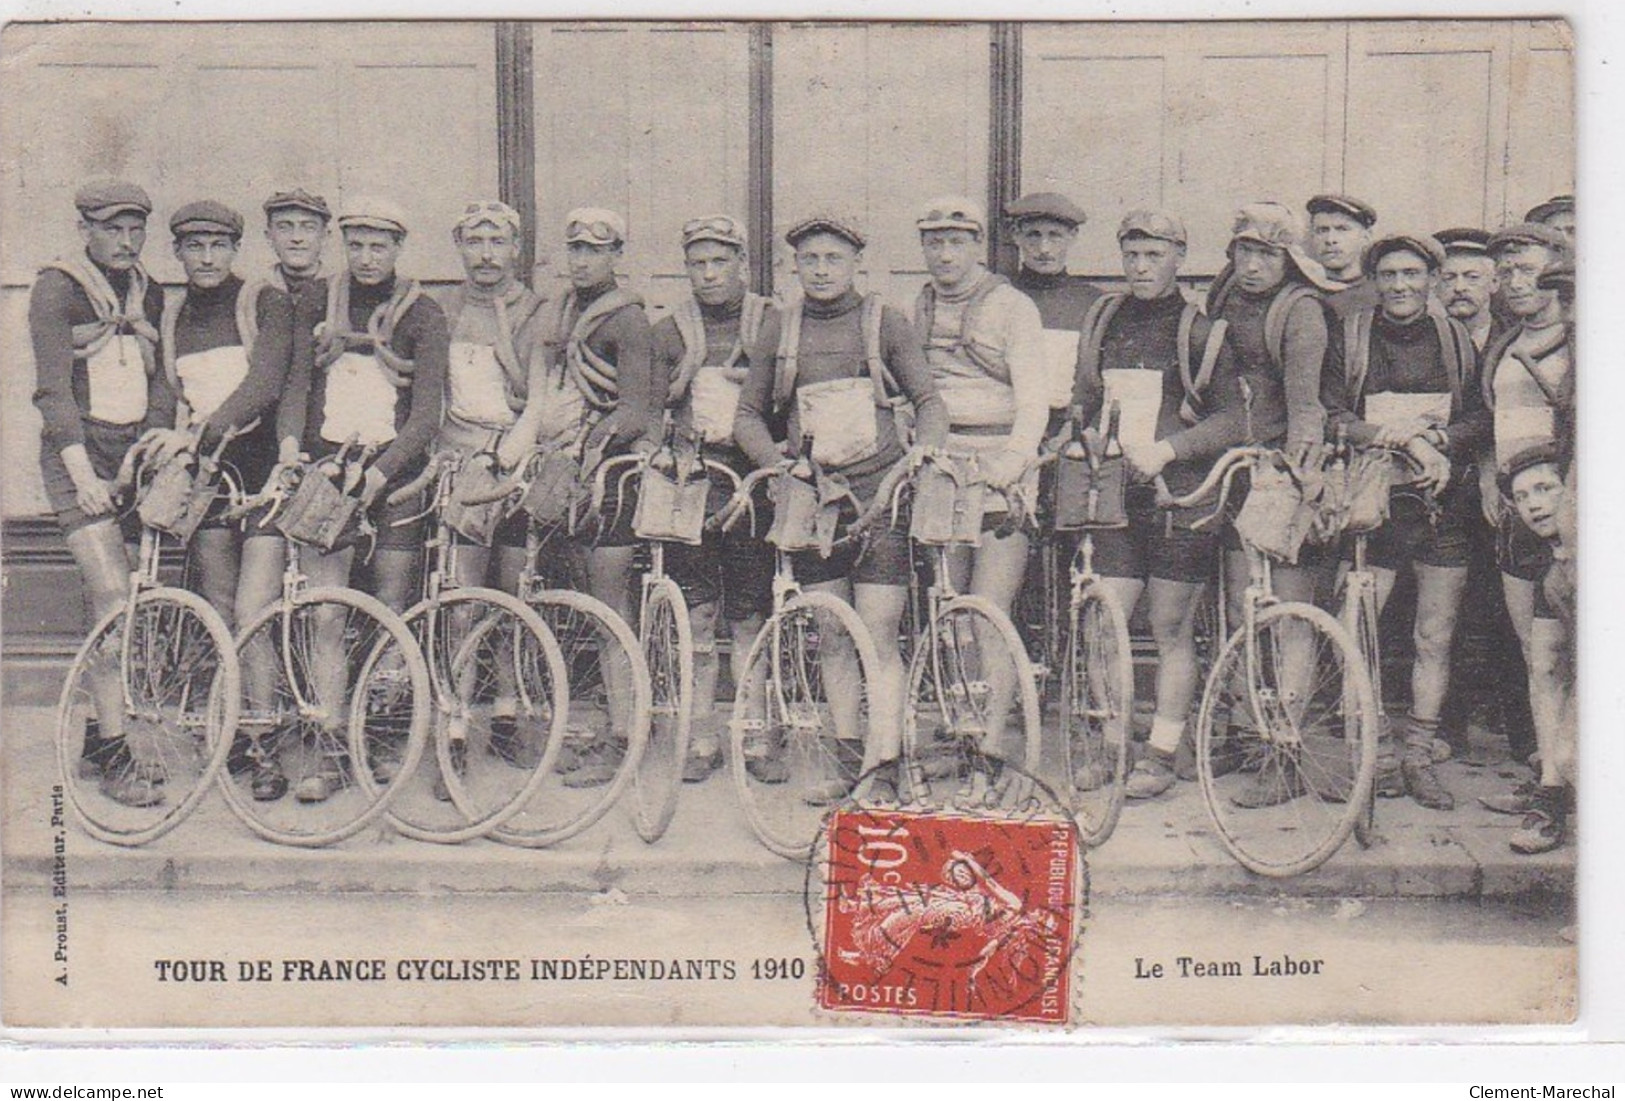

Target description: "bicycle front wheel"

left=730, top=591, right=882, bottom=860
left=495, top=588, right=652, bottom=848
left=1058, top=583, right=1132, bottom=846
left=1196, top=601, right=1379, bottom=877
left=224, top=587, right=429, bottom=847
left=631, top=576, right=693, bottom=844
left=388, top=589, right=570, bottom=843
left=1341, top=574, right=1383, bottom=850
left=903, top=595, right=1043, bottom=812
left=57, top=587, right=239, bottom=846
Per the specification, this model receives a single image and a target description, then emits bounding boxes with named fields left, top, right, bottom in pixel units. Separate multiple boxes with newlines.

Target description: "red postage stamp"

left=817, top=808, right=1082, bottom=1024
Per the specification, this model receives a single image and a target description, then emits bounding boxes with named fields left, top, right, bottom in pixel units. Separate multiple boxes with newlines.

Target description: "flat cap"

left=916, top=195, right=986, bottom=235
left=1487, top=222, right=1569, bottom=258
left=1537, top=259, right=1575, bottom=300
left=565, top=207, right=626, bottom=245
left=785, top=212, right=865, bottom=251
left=1117, top=209, right=1187, bottom=247
left=338, top=196, right=409, bottom=236
left=169, top=200, right=244, bottom=240
left=1498, top=440, right=1565, bottom=496
left=1363, top=233, right=1446, bottom=275
left=681, top=214, right=747, bottom=250
left=263, top=188, right=331, bottom=221
left=1433, top=227, right=1492, bottom=256
left=1307, top=194, right=1378, bottom=228
left=1005, top=191, right=1087, bottom=229
left=1524, top=194, right=1575, bottom=225
left=75, top=179, right=152, bottom=221
left=454, top=199, right=522, bottom=238
left=1230, top=202, right=1303, bottom=251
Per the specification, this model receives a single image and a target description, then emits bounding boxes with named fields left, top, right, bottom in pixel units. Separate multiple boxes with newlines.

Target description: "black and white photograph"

left=0, top=14, right=1581, bottom=1031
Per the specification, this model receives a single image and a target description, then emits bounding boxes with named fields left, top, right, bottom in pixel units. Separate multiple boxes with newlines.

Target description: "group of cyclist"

left=31, top=177, right=1576, bottom=856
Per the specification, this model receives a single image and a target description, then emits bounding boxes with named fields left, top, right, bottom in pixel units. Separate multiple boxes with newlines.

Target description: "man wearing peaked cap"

left=735, top=210, right=948, bottom=798
left=337, top=195, right=410, bottom=238
left=163, top=199, right=301, bottom=805
left=1434, top=228, right=1500, bottom=353
left=649, top=213, right=779, bottom=783
left=1524, top=194, right=1575, bottom=246
left=1005, top=191, right=1101, bottom=424
left=1307, top=194, right=1379, bottom=318
left=263, top=188, right=331, bottom=299
left=1323, top=230, right=1488, bottom=812
left=31, top=178, right=173, bottom=804
left=1066, top=207, right=1238, bottom=800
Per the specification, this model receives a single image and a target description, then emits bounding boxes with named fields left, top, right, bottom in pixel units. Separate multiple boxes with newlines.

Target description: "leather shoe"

left=1401, top=758, right=1454, bottom=811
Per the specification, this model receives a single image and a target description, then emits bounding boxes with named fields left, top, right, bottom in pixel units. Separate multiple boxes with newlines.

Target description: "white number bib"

left=1038, top=328, right=1081, bottom=410
left=86, top=335, right=149, bottom=425
left=689, top=366, right=743, bottom=446
left=1364, top=391, right=1450, bottom=433
left=176, top=345, right=250, bottom=425
left=797, top=377, right=881, bottom=468
left=448, top=341, right=515, bottom=428
left=533, top=371, right=590, bottom=451
left=321, top=352, right=400, bottom=446
left=1100, top=368, right=1163, bottom=448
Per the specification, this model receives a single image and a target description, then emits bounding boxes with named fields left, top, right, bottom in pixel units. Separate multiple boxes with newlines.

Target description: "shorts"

left=1532, top=573, right=1561, bottom=621
left=200, top=419, right=280, bottom=532
left=1354, top=491, right=1472, bottom=571
left=1497, top=510, right=1554, bottom=582
left=666, top=458, right=775, bottom=620
left=1085, top=485, right=1219, bottom=585
left=40, top=418, right=143, bottom=542
left=793, top=517, right=913, bottom=589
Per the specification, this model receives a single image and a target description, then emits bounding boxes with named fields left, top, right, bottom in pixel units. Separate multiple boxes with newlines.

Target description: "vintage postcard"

left=0, top=15, right=1578, bottom=1032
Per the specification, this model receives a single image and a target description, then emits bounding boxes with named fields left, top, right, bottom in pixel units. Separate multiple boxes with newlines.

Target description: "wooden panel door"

left=1504, top=19, right=1575, bottom=226
left=531, top=21, right=751, bottom=318
left=1344, top=21, right=1510, bottom=237
left=773, top=22, right=990, bottom=307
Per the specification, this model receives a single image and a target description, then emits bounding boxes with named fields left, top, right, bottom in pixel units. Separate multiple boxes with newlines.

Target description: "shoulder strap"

left=740, top=292, right=769, bottom=352
left=861, top=292, right=899, bottom=407
left=1205, top=264, right=1237, bottom=318
left=1264, top=283, right=1318, bottom=373
left=160, top=290, right=186, bottom=404
left=572, top=287, right=644, bottom=347
left=235, top=279, right=264, bottom=359
left=774, top=296, right=805, bottom=410
left=1074, top=291, right=1126, bottom=400
left=1427, top=306, right=1471, bottom=415
left=1342, top=306, right=1374, bottom=406
left=1178, top=304, right=1228, bottom=424
left=668, top=298, right=708, bottom=401
left=1480, top=325, right=1520, bottom=410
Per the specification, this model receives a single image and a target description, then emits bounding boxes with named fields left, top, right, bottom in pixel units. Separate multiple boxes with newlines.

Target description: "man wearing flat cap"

left=262, top=189, right=332, bottom=301
left=533, top=207, right=659, bottom=788
left=736, top=211, right=948, bottom=800
left=1322, top=232, right=1488, bottom=811
left=1065, top=210, right=1242, bottom=800
left=1474, top=222, right=1572, bottom=821
left=275, top=196, right=450, bottom=801
left=1524, top=194, right=1575, bottom=248
left=30, top=179, right=176, bottom=805
left=1205, top=201, right=1339, bottom=807
left=1307, top=194, right=1380, bottom=320
left=1005, top=191, right=1102, bottom=423
left=649, top=214, right=778, bottom=783
left=1434, top=228, right=1501, bottom=354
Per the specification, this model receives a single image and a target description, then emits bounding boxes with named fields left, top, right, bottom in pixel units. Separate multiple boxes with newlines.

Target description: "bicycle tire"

left=902, top=594, right=1043, bottom=812
left=630, top=575, right=693, bottom=844
left=495, top=588, right=652, bottom=848
left=729, top=590, right=883, bottom=860
left=1058, top=582, right=1132, bottom=846
left=1343, top=574, right=1383, bottom=850
left=223, top=586, right=430, bottom=847
left=388, top=589, right=571, bottom=843
left=1195, top=600, right=1379, bottom=878
left=57, top=586, right=240, bottom=847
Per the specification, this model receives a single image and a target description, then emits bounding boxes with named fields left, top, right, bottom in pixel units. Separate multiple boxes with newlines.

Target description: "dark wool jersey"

left=560, top=280, right=657, bottom=451
left=1010, top=269, right=1102, bottom=332
left=650, top=293, right=780, bottom=456
left=1211, top=283, right=1328, bottom=452
left=30, top=261, right=172, bottom=455
left=170, top=274, right=296, bottom=447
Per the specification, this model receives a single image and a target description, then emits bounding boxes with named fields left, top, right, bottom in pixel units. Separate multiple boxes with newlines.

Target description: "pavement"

left=1, top=704, right=1574, bottom=902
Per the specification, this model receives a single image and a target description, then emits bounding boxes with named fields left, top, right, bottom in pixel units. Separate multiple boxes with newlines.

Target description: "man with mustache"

left=1434, top=228, right=1501, bottom=354
left=30, top=179, right=176, bottom=805
left=1321, top=233, right=1486, bottom=811
left=1004, top=192, right=1101, bottom=429
left=1307, top=194, right=1380, bottom=321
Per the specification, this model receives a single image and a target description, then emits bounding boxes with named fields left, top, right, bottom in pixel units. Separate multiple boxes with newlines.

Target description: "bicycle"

left=219, top=452, right=432, bottom=847
left=716, top=449, right=887, bottom=859
left=56, top=430, right=243, bottom=846
left=371, top=449, right=572, bottom=844
left=1164, top=445, right=1381, bottom=877
left=457, top=442, right=654, bottom=849
left=595, top=432, right=744, bottom=844
left=863, top=450, right=1044, bottom=814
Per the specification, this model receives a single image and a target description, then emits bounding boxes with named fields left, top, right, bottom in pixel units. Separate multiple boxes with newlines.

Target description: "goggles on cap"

left=457, top=201, right=521, bottom=231
left=566, top=219, right=621, bottom=245
left=682, top=215, right=745, bottom=241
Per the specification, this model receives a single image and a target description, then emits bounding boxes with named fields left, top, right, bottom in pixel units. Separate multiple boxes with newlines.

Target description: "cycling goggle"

left=455, top=200, right=522, bottom=237
left=565, top=219, right=623, bottom=246
left=681, top=215, right=746, bottom=248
